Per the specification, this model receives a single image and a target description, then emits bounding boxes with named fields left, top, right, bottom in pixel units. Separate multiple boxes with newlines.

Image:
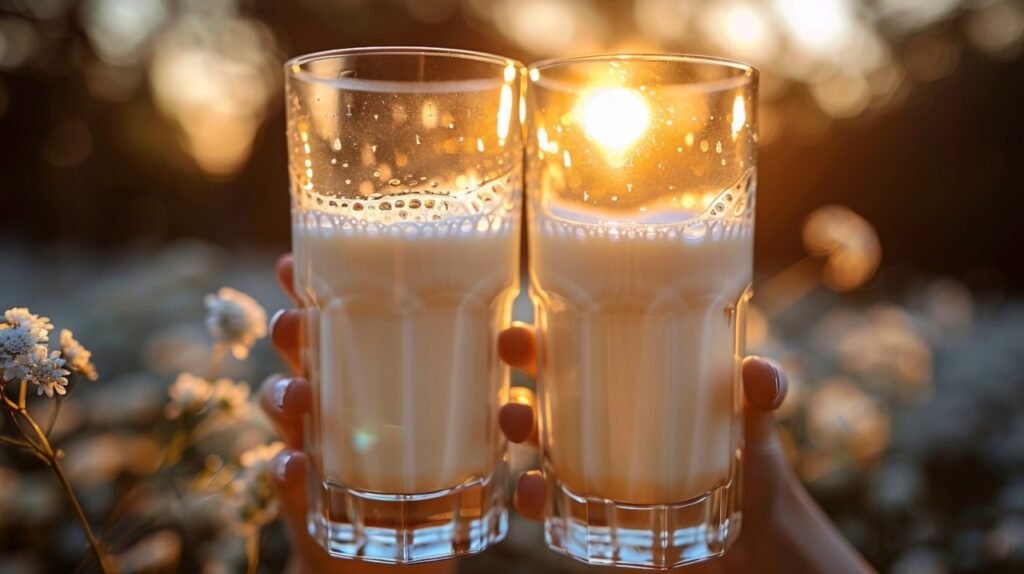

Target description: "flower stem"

left=51, top=454, right=111, bottom=574
left=18, top=379, right=26, bottom=409
left=45, top=397, right=64, bottom=437
left=245, top=531, right=260, bottom=574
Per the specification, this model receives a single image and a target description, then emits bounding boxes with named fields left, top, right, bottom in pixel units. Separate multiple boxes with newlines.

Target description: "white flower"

left=165, top=373, right=213, bottom=420
left=209, top=378, right=251, bottom=421
left=203, top=287, right=267, bottom=359
left=227, top=441, right=285, bottom=534
left=14, top=346, right=71, bottom=398
left=60, top=329, right=98, bottom=381
left=0, top=326, right=45, bottom=382
left=4, top=308, right=54, bottom=342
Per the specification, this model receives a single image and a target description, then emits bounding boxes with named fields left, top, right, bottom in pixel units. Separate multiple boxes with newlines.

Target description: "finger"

left=497, top=322, right=537, bottom=377
left=499, top=387, right=538, bottom=446
left=513, top=470, right=546, bottom=522
left=742, top=356, right=788, bottom=412
left=276, top=253, right=299, bottom=304
left=741, top=356, right=789, bottom=476
left=258, top=375, right=312, bottom=449
left=270, top=309, right=303, bottom=374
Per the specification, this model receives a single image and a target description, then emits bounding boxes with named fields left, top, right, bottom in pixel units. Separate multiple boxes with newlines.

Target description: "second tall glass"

left=526, top=54, right=758, bottom=569
left=285, top=47, right=524, bottom=564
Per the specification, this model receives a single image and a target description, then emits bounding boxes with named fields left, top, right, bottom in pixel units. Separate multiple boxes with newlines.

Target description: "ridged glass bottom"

left=307, top=460, right=508, bottom=564
left=544, top=470, right=741, bottom=570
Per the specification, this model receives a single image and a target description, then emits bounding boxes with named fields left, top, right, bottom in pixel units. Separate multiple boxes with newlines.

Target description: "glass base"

left=544, top=476, right=741, bottom=570
left=307, top=461, right=508, bottom=564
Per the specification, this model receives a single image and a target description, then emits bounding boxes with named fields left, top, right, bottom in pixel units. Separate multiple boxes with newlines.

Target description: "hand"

left=261, top=253, right=871, bottom=574
left=495, top=321, right=873, bottom=574
left=259, top=254, right=456, bottom=574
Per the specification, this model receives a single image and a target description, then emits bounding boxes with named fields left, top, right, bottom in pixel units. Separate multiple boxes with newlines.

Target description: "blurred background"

left=1, top=0, right=1023, bottom=573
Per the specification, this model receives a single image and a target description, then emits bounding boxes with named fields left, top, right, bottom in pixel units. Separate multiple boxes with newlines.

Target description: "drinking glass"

left=285, top=47, right=524, bottom=564
left=526, top=54, right=758, bottom=569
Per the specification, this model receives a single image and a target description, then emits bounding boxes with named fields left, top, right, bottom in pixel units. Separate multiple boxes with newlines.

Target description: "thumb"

left=741, top=357, right=790, bottom=480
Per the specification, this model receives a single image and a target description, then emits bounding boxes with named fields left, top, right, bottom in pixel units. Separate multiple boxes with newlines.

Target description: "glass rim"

left=285, top=46, right=523, bottom=89
left=528, top=52, right=757, bottom=92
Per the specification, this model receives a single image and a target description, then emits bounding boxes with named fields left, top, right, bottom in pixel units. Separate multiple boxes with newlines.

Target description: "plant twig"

left=45, top=396, right=64, bottom=437
left=0, top=434, right=32, bottom=448
left=245, top=531, right=260, bottom=574
left=51, top=454, right=111, bottom=574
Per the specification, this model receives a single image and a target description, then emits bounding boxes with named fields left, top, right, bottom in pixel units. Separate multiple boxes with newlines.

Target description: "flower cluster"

left=164, top=373, right=251, bottom=422
left=225, top=442, right=285, bottom=535
left=802, top=205, right=881, bottom=292
left=204, top=287, right=268, bottom=360
left=0, top=308, right=96, bottom=397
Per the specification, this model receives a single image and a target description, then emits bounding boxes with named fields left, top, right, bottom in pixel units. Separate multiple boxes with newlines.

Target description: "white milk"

left=293, top=177, right=519, bottom=494
left=530, top=190, right=753, bottom=505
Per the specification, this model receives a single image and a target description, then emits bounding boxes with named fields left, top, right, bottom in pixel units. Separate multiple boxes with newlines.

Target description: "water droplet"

left=342, top=162, right=349, bottom=168
left=419, top=176, right=428, bottom=181
left=448, top=122, right=455, bottom=129
left=380, top=201, right=392, bottom=210
left=611, top=195, right=619, bottom=202
left=716, top=140, right=723, bottom=153
left=388, top=178, right=401, bottom=186
left=430, top=181, right=439, bottom=188
left=424, top=199, right=436, bottom=209
left=373, top=171, right=380, bottom=177
left=330, top=158, right=337, bottom=165
left=409, top=199, right=422, bottom=209
left=345, top=179, right=352, bottom=185
left=700, top=140, right=709, bottom=152
left=333, top=138, right=342, bottom=150
left=353, top=202, right=364, bottom=211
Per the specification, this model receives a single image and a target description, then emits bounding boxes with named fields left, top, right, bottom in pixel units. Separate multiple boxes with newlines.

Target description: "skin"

left=260, top=254, right=874, bottom=574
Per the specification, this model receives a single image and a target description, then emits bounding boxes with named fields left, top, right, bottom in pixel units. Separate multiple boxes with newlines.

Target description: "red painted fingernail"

left=499, top=402, right=534, bottom=443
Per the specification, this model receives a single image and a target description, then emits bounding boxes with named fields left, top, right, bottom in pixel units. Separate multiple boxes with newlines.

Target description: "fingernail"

left=499, top=402, right=534, bottom=443
left=274, top=451, right=294, bottom=482
left=770, top=364, right=783, bottom=408
left=272, top=377, right=292, bottom=410
left=515, top=470, right=546, bottom=500
left=268, top=309, right=286, bottom=337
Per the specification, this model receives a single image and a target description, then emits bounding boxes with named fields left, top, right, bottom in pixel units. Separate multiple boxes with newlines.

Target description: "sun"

left=579, top=87, right=650, bottom=153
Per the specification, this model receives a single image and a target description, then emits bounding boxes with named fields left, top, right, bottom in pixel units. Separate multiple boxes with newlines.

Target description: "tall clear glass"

left=526, top=54, right=758, bottom=569
left=285, top=47, right=524, bottom=564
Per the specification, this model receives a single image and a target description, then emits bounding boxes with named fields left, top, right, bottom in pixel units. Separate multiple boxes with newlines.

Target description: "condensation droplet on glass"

left=626, top=183, right=633, bottom=193
left=611, top=195, right=619, bottom=202
left=342, top=162, right=349, bottom=168
left=330, top=158, right=337, bottom=165
left=373, top=171, right=380, bottom=177
left=700, top=140, right=709, bottom=152
left=333, top=138, right=342, bottom=151
left=371, top=144, right=378, bottom=153
left=388, top=178, right=401, bottom=186
left=415, top=135, right=422, bottom=145
left=716, top=140, right=723, bottom=153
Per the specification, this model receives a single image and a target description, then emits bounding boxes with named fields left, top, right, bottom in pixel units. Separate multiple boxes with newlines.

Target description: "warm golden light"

left=497, top=84, right=513, bottom=141
left=731, top=95, right=747, bottom=137
left=579, top=87, right=650, bottom=153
